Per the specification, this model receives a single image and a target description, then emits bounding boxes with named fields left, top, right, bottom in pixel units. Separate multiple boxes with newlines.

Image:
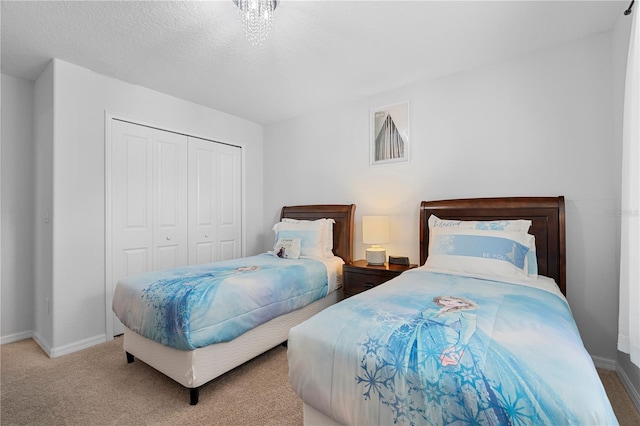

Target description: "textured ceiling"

left=1, top=1, right=627, bottom=125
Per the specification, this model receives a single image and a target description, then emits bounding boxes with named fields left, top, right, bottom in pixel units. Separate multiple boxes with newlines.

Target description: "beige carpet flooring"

left=1, top=336, right=639, bottom=425
left=1, top=337, right=301, bottom=425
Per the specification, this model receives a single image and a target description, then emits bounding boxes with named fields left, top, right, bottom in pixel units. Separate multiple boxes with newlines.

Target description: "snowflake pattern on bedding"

left=355, top=296, right=578, bottom=426
left=141, top=267, right=262, bottom=348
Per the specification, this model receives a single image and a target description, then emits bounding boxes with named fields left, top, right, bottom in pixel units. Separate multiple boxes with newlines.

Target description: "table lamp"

left=363, top=216, right=389, bottom=265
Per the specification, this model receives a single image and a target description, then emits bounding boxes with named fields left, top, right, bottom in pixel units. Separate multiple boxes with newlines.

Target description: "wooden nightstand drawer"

left=343, top=259, right=417, bottom=298
left=344, top=271, right=390, bottom=294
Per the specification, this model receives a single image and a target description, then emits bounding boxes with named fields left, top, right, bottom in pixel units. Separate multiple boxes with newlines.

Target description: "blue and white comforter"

left=113, top=254, right=330, bottom=350
left=288, top=268, right=618, bottom=426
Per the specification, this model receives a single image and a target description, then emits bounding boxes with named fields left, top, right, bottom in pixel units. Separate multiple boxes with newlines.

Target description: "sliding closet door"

left=188, top=137, right=242, bottom=264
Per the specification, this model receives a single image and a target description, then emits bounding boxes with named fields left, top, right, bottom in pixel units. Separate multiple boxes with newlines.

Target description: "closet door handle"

left=166, top=236, right=171, bottom=241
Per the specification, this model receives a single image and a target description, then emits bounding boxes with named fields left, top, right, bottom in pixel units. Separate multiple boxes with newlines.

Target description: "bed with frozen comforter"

left=113, top=254, right=342, bottom=350
left=113, top=204, right=355, bottom=404
left=288, top=197, right=618, bottom=425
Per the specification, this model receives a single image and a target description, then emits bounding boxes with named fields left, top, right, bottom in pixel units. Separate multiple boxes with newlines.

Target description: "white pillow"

left=428, top=215, right=531, bottom=233
left=273, top=238, right=301, bottom=259
left=526, top=238, right=538, bottom=277
left=272, top=221, right=324, bottom=258
left=428, top=215, right=538, bottom=278
left=281, top=218, right=335, bottom=257
left=425, top=227, right=535, bottom=280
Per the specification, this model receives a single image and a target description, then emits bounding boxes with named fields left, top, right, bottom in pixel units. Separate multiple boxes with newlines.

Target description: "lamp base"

left=366, top=247, right=386, bottom=265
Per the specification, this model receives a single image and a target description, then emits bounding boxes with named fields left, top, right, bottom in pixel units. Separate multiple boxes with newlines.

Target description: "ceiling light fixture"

left=233, top=0, right=278, bottom=46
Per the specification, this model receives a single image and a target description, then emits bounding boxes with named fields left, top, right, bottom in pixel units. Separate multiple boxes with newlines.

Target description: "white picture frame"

left=370, top=101, right=410, bottom=166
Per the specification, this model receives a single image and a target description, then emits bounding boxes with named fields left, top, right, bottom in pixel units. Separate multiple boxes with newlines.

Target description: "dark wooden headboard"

left=419, top=197, right=566, bottom=295
left=280, top=204, right=356, bottom=264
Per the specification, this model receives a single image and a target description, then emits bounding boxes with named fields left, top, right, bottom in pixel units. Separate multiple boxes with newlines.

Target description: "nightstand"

left=343, top=259, right=418, bottom=298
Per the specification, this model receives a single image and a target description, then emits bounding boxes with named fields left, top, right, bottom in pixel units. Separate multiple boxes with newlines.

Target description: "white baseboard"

left=617, top=365, right=640, bottom=413
left=49, top=334, right=108, bottom=358
left=28, top=332, right=107, bottom=358
left=32, top=331, right=53, bottom=356
left=592, top=355, right=617, bottom=371
left=5, top=332, right=109, bottom=358
left=0, top=330, right=33, bottom=345
left=592, top=354, right=640, bottom=413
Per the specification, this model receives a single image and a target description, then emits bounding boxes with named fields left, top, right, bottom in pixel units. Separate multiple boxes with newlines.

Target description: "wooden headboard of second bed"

left=419, top=197, right=566, bottom=295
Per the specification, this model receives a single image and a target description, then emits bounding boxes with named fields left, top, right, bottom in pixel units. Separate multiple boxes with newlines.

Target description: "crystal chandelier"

left=233, top=0, right=278, bottom=46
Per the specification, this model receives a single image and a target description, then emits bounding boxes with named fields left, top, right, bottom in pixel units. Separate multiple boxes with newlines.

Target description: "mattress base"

left=304, top=403, right=343, bottom=426
left=123, top=290, right=341, bottom=390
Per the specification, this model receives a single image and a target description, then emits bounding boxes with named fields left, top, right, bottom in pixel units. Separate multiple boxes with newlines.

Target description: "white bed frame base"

left=304, top=403, right=343, bottom=426
left=123, top=290, right=341, bottom=401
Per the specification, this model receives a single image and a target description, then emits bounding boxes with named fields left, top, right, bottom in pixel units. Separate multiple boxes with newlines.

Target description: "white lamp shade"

left=363, top=216, right=389, bottom=265
left=363, top=216, right=389, bottom=244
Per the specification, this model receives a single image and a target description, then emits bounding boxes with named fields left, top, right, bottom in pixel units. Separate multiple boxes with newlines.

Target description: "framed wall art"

left=370, top=101, right=409, bottom=166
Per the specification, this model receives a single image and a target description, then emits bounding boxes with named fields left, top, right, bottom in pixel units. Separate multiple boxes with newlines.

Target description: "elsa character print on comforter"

left=113, top=254, right=328, bottom=350
left=288, top=268, right=618, bottom=426
left=376, top=295, right=568, bottom=425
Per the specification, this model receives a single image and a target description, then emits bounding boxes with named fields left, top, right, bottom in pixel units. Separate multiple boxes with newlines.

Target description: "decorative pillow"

left=281, top=218, right=335, bottom=257
left=425, top=227, right=535, bottom=280
left=428, top=215, right=531, bottom=233
left=272, top=221, right=324, bottom=258
left=273, top=238, right=301, bottom=259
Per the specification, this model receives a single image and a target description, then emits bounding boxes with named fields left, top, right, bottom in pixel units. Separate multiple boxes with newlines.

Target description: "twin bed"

left=113, top=204, right=355, bottom=404
left=288, top=197, right=619, bottom=425
left=113, top=197, right=618, bottom=425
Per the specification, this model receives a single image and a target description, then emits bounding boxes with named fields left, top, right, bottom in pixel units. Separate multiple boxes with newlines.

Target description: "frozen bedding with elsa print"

left=287, top=268, right=619, bottom=426
left=112, top=254, right=328, bottom=350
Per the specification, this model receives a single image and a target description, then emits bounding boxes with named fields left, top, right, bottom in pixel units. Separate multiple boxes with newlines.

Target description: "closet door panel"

left=219, top=241, right=237, bottom=261
left=188, top=137, right=218, bottom=264
left=188, top=139, right=242, bottom=264
left=112, top=121, right=154, bottom=279
left=121, top=248, right=150, bottom=277
left=217, top=144, right=242, bottom=261
left=152, top=129, right=188, bottom=270
left=111, top=120, right=154, bottom=335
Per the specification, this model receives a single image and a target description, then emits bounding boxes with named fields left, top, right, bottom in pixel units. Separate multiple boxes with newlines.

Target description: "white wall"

left=264, top=32, right=619, bottom=363
left=33, top=62, right=54, bottom=349
left=1, top=75, right=35, bottom=343
left=35, top=59, right=263, bottom=355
